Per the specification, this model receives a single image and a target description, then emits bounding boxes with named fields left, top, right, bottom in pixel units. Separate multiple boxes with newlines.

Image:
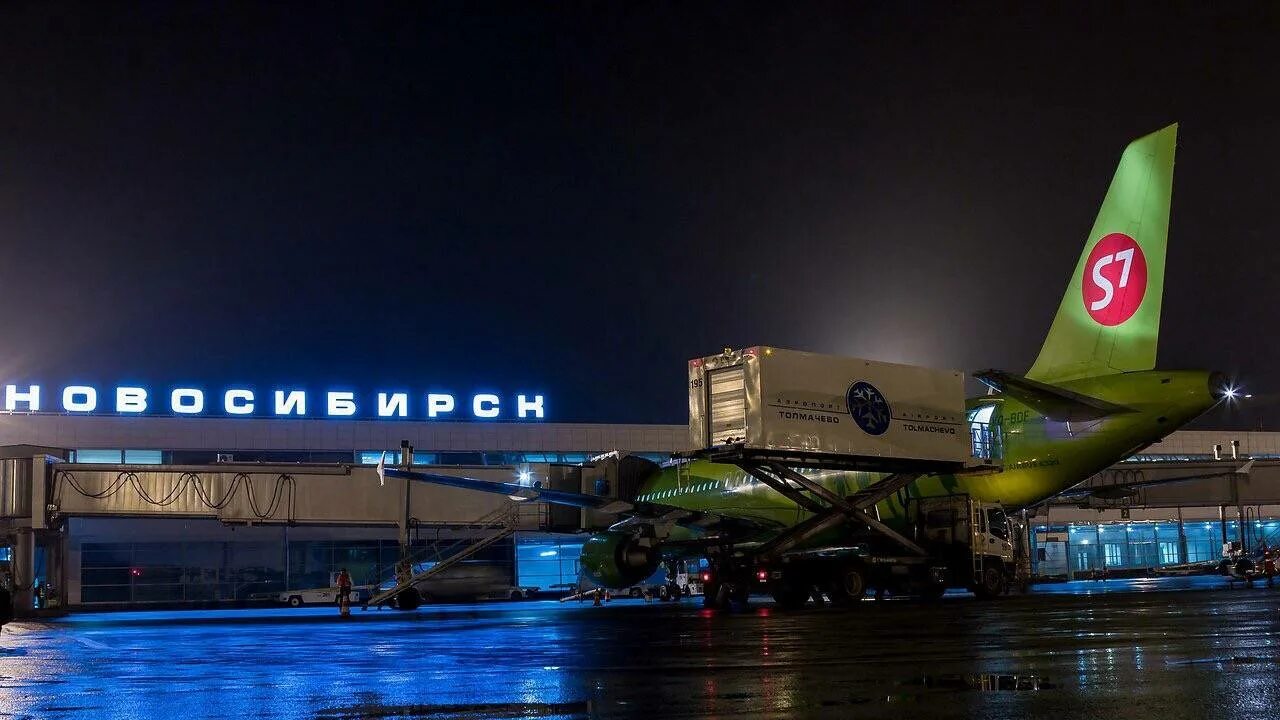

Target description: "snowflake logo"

left=846, top=381, right=891, bottom=436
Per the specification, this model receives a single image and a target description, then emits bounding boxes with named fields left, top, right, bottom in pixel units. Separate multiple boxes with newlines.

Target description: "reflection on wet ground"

left=0, top=575, right=1277, bottom=719
left=903, top=672, right=1055, bottom=692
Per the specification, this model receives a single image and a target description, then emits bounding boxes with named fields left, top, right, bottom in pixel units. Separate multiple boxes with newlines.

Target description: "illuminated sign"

left=1, top=384, right=546, bottom=420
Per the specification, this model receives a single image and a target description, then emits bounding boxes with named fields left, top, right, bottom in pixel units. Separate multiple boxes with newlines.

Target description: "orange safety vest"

left=337, top=572, right=352, bottom=588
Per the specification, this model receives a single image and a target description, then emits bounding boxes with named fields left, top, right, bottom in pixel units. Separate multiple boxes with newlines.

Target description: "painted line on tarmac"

left=74, top=636, right=114, bottom=650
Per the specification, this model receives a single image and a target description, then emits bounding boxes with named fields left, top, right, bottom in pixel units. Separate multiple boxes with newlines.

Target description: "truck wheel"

left=629, top=587, right=642, bottom=598
left=287, top=595, right=303, bottom=607
left=702, top=580, right=721, bottom=608
left=973, top=566, right=1005, bottom=599
left=770, top=582, right=810, bottom=610
left=396, top=587, right=422, bottom=610
left=827, top=565, right=867, bottom=606
left=706, top=581, right=742, bottom=610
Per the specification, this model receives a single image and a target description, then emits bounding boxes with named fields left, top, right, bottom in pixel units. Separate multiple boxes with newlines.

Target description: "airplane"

left=377, top=123, right=1228, bottom=609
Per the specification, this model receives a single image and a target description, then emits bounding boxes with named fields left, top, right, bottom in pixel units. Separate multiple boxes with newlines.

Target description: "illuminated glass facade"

left=514, top=535, right=585, bottom=593
left=77, top=531, right=668, bottom=605
left=78, top=536, right=514, bottom=605
left=1032, top=519, right=1280, bottom=578
left=73, top=448, right=670, bottom=467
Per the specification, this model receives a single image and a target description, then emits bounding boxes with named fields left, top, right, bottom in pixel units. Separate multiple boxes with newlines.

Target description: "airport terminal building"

left=1, top=387, right=1278, bottom=608
left=0, top=391, right=687, bottom=608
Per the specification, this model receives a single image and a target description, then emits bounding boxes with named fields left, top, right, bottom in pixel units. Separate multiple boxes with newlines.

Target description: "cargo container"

left=688, top=346, right=969, bottom=466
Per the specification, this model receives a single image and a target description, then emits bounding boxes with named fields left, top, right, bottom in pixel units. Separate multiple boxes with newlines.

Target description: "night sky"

left=2, top=3, right=1278, bottom=426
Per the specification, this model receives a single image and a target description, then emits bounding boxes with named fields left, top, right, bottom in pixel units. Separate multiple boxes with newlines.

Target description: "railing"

left=397, top=503, right=519, bottom=577
left=366, top=503, right=522, bottom=607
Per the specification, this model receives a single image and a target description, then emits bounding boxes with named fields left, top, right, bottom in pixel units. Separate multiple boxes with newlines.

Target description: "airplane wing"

left=974, top=369, right=1136, bottom=422
left=376, top=455, right=632, bottom=511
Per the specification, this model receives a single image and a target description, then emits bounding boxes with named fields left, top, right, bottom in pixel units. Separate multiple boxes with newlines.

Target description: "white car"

left=277, top=585, right=371, bottom=607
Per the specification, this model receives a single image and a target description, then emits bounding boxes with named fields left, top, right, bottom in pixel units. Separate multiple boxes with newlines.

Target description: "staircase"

left=366, top=503, right=520, bottom=608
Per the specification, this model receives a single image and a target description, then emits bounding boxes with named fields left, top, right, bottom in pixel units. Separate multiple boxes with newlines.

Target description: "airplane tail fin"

left=1026, top=124, right=1178, bottom=384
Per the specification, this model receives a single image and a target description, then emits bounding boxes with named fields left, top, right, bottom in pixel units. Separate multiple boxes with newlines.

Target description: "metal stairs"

left=970, top=500, right=985, bottom=583
left=366, top=503, right=519, bottom=608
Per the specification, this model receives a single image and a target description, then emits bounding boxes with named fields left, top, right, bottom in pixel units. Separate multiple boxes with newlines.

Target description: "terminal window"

left=1103, top=544, right=1123, bottom=567
left=71, top=449, right=163, bottom=464
left=1075, top=550, right=1092, bottom=571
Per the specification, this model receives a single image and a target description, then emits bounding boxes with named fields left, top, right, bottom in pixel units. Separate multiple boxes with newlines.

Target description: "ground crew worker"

left=1264, top=546, right=1276, bottom=588
left=336, top=568, right=353, bottom=617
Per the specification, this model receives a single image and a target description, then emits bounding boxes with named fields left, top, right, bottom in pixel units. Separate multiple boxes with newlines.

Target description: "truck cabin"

left=918, top=500, right=1012, bottom=546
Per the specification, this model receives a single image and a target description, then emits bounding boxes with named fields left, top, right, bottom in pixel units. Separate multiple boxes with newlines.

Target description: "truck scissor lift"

left=682, top=346, right=1008, bottom=608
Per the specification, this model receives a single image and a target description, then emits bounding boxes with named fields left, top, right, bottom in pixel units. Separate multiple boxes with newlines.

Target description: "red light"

left=701, top=572, right=710, bottom=582
left=756, top=570, right=768, bottom=581
left=130, top=568, right=142, bottom=577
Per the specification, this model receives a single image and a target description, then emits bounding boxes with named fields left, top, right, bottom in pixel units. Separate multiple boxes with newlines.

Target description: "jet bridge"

left=0, top=453, right=562, bottom=614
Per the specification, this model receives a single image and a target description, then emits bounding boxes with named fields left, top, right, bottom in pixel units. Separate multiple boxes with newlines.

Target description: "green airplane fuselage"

left=632, top=370, right=1216, bottom=542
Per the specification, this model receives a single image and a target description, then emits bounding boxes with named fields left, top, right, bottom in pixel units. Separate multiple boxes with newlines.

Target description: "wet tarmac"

left=1, top=576, right=1278, bottom=719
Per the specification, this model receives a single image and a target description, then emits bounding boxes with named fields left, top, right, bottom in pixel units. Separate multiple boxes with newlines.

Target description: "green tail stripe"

left=1027, top=124, right=1177, bottom=383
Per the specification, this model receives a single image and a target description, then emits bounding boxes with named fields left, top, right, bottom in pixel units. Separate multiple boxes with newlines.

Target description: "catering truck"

left=684, top=346, right=1016, bottom=605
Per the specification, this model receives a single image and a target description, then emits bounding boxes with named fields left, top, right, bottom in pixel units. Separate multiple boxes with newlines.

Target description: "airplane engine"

left=578, top=532, right=660, bottom=589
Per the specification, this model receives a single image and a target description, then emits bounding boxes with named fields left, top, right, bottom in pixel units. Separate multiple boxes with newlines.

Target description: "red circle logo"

left=1081, top=233, right=1147, bottom=326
